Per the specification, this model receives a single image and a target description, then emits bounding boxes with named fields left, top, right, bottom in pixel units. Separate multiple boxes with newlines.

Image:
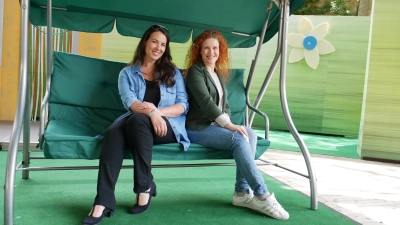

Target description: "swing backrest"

left=42, top=51, right=268, bottom=159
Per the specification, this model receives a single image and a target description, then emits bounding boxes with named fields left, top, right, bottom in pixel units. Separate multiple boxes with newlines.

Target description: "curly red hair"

left=184, top=30, right=231, bottom=80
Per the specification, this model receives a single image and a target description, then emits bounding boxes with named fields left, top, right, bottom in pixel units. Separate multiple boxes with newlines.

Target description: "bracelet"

left=148, top=109, right=157, bottom=117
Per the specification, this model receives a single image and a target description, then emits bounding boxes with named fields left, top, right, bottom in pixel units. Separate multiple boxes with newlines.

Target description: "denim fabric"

left=187, top=124, right=269, bottom=195
left=116, top=63, right=190, bottom=150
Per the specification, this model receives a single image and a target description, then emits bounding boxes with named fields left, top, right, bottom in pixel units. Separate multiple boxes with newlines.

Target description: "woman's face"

left=200, top=38, right=219, bottom=66
left=144, top=31, right=167, bottom=62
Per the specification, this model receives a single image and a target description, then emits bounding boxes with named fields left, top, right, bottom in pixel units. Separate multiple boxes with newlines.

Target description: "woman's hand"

left=138, top=101, right=157, bottom=111
left=224, top=122, right=249, bottom=137
left=149, top=110, right=167, bottom=137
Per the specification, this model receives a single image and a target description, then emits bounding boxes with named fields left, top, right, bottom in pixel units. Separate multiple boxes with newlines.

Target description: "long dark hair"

left=128, top=25, right=176, bottom=87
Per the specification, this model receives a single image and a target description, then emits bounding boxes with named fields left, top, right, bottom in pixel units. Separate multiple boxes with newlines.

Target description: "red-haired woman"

left=184, top=30, right=289, bottom=220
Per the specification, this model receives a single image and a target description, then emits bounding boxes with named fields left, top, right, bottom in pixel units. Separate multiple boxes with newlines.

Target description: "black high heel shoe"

left=131, top=182, right=157, bottom=214
left=82, top=206, right=114, bottom=225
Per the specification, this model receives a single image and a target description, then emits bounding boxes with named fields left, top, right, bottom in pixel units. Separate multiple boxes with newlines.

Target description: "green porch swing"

left=4, top=1, right=316, bottom=224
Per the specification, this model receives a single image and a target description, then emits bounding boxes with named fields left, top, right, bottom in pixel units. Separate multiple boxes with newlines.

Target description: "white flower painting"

left=288, top=17, right=335, bottom=69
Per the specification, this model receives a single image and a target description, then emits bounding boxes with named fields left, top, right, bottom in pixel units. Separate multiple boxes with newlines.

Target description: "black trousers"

left=94, top=113, right=176, bottom=210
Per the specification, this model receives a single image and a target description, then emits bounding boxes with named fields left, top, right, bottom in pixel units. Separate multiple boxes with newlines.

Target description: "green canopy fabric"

left=28, top=0, right=305, bottom=48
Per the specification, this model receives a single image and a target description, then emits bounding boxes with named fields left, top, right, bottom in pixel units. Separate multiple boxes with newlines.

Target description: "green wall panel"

left=100, top=16, right=371, bottom=137
left=101, top=27, right=190, bottom=69
left=358, top=0, right=400, bottom=161
left=248, top=16, right=370, bottom=137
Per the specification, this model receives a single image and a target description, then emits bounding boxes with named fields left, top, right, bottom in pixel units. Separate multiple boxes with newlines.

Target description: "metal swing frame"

left=4, top=1, right=318, bottom=224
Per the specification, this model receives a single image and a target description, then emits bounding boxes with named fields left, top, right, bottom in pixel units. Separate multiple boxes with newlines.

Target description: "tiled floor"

left=1, top=121, right=400, bottom=224
left=258, top=149, right=400, bottom=225
left=0, top=121, right=39, bottom=150
left=0, top=121, right=13, bottom=143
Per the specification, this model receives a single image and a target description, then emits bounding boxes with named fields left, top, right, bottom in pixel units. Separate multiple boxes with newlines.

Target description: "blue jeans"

left=187, top=124, right=269, bottom=196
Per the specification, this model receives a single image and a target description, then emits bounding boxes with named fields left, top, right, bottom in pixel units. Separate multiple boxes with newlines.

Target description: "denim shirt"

left=116, top=63, right=190, bottom=150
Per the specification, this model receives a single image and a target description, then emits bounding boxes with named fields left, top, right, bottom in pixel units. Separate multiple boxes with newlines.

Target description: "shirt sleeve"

left=173, top=69, right=189, bottom=114
left=118, top=67, right=138, bottom=111
left=214, top=113, right=231, bottom=127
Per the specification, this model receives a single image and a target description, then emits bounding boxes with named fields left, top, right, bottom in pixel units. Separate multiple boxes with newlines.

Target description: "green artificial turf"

left=0, top=152, right=356, bottom=225
left=255, top=129, right=359, bottom=159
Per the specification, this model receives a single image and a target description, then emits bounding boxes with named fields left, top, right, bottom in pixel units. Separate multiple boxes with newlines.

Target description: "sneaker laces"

left=264, top=194, right=284, bottom=213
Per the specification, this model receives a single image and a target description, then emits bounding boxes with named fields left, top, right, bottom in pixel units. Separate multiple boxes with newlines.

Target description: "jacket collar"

left=132, top=63, right=142, bottom=74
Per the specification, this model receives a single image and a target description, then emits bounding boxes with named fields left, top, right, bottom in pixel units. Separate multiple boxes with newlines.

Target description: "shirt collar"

left=132, top=62, right=142, bottom=74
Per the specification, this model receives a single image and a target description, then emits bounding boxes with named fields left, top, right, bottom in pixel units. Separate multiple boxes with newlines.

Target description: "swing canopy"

left=28, top=0, right=305, bottom=48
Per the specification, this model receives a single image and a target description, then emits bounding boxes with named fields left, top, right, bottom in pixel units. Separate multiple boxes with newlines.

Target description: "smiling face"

left=200, top=38, right=220, bottom=67
left=144, top=31, right=167, bottom=62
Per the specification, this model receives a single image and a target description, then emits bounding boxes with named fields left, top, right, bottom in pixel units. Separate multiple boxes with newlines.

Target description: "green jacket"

left=185, top=62, right=231, bottom=130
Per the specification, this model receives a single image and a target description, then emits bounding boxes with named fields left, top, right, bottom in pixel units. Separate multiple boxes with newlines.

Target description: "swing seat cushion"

left=42, top=52, right=270, bottom=160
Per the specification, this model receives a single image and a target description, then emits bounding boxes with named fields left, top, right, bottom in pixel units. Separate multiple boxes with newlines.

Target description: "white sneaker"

left=250, top=193, right=289, bottom=220
left=232, top=189, right=254, bottom=209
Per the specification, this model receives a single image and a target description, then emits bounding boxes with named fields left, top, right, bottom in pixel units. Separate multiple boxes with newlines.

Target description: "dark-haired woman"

left=83, top=25, right=189, bottom=225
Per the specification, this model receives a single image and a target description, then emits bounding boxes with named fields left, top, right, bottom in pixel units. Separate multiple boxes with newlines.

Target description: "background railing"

left=29, top=25, right=72, bottom=121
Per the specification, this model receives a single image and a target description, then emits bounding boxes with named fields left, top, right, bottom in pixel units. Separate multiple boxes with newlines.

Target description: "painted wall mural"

left=288, top=17, right=335, bottom=69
